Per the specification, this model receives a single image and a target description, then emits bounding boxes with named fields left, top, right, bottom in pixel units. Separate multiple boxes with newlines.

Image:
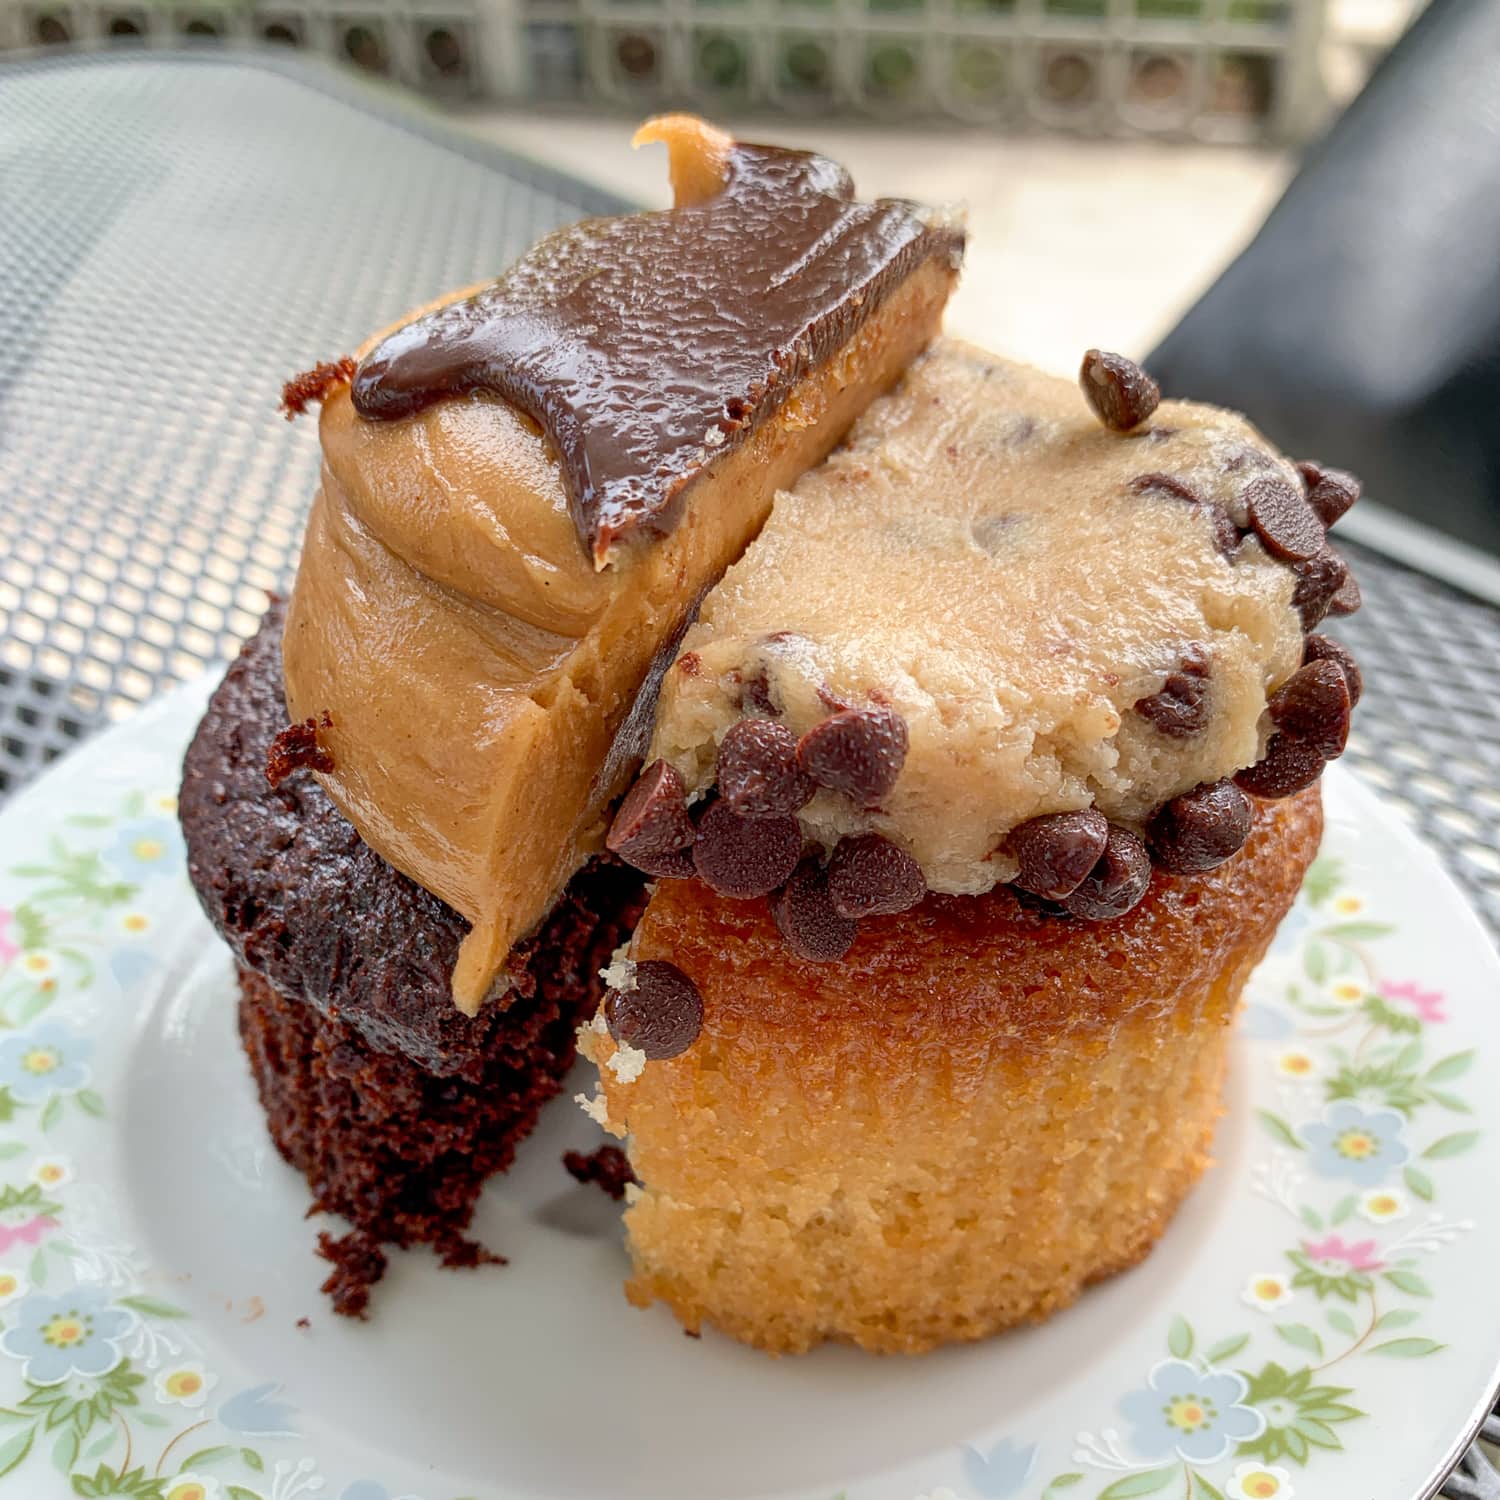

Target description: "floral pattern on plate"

left=1, top=717, right=1495, bottom=1500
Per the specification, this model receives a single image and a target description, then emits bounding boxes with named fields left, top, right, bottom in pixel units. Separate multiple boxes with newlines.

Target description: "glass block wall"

left=0, top=0, right=1328, bottom=140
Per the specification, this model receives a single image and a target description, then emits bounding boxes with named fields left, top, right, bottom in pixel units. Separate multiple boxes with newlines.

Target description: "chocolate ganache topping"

left=351, top=128, right=963, bottom=568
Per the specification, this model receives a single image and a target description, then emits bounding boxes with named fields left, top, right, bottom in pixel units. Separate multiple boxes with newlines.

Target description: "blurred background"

left=0, top=0, right=1433, bottom=384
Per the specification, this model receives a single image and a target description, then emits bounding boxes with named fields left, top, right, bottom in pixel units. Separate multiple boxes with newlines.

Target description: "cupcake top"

left=275, top=115, right=964, bottom=1011
left=608, top=340, right=1363, bottom=954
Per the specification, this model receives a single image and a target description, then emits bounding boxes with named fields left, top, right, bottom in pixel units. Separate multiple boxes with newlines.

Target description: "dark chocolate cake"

left=180, top=603, right=646, bottom=1314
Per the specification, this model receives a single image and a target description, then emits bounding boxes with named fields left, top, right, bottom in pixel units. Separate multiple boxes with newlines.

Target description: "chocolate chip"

left=1131, top=473, right=1240, bottom=559
left=691, top=800, right=802, bottom=898
left=605, top=960, right=703, bottom=1061
left=1288, top=544, right=1349, bottom=629
left=743, top=668, right=778, bottom=716
left=1234, top=735, right=1327, bottom=799
left=1130, top=471, right=1200, bottom=504
left=1327, top=568, right=1362, bottom=616
left=1297, top=462, right=1361, bottom=528
left=717, top=719, right=815, bottom=818
left=1062, top=826, right=1152, bottom=921
left=1135, top=644, right=1212, bottom=738
left=1009, top=809, right=1110, bottom=900
left=1304, top=633, right=1363, bottom=708
left=1080, top=350, right=1161, bottom=432
left=1244, top=474, right=1324, bottom=562
left=770, top=859, right=859, bottom=962
left=1268, top=660, right=1351, bottom=761
left=606, top=759, right=695, bottom=876
left=797, top=706, right=908, bottom=808
left=1148, top=779, right=1254, bottom=874
left=826, top=834, right=927, bottom=919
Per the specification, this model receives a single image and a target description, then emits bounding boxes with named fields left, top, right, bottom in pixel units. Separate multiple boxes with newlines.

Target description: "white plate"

left=0, top=679, right=1496, bottom=1500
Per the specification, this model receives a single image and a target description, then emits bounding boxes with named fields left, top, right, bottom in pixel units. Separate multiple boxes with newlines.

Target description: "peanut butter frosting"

left=280, top=117, right=963, bottom=1011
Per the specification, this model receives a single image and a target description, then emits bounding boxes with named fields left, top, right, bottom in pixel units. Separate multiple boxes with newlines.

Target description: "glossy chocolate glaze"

left=351, top=144, right=963, bottom=567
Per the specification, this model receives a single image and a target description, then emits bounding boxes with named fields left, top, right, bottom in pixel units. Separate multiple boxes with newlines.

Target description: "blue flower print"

left=1119, top=1358, right=1266, bottom=1464
left=962, top=1437, right=1039, bottom=1498
left=0, top=1287, right=131, bottom=1384
left=107, top=818, right=183, bottom=880
left=218, top=1381, right=299, bottom=1436
left=0, top=1021, right=94, bottom=1103
left=1302, top=1100, right=1409, bottom=1186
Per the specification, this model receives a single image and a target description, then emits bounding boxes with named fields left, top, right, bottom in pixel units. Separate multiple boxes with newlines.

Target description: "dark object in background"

left=1151, top=0, right=1500, bottom=557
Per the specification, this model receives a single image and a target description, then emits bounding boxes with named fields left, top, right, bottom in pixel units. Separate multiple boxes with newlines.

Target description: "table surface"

left=1, top=47, right=1497, bottom=1495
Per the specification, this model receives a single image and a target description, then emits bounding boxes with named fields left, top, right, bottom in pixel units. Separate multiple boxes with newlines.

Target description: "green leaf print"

left=117, top=1295, right=188, bottom=1320
left=1375, top=1308, right=1421, bottom=1331
left=40, top=1094, right=63, bottom=1132
left=239, top=1448, right=264, bottom=1472
left=1424, top=1131, right=1480, bottom=1159
left=180, top=1445, right=235, bottom=1469
left=1303, top=942, right=1330, bottom=984
left=1205, top=1333, right=1250, bottom=1365
left=1404, top=1166, right=1435, bottom=1201
left=1321, top=922, right=1394, bottom=942
left=1425, top=1050, right=1476, bottom=1083
left=1045, top=1476, right=1084, bottom=1490
left=1370, top=1338, right=1445, bottom=1357
left=226, top=1489, right=265, bottom=1500
left=1275, top=1323, right=1323, bottom=1357
left=1168, top=1316, right=1194, bottom=1359
left=1192, top=1474, right=1227, bottom=1500
left=1098, top=1467, right=1178, bottom=1500
left=1257, top=1111, right=1304, bottom=1150
left=0, top=1423, right=35, bottom=1477
left=1301, top=857, right=1342, bottom=906
left=1325, top=1307, right=1358, bottom=1338
left=53, top=1425, right=81, bottom=1472
left=1330, top=1194, right=1357, bottom=1225
left=76, top=1089, right=106, bottom=1119
left=1383, top=1268, right=1432, bottom=1297
left=1362, top=995, right=1421, bottom=1035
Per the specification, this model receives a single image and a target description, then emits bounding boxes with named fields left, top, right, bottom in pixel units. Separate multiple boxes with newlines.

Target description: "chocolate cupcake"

left=179, top=115, right=964, bottom=1311
left=583, top=342, right=1365, bottom=1354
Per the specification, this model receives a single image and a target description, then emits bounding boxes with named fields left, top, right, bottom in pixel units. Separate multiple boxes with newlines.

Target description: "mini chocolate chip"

left=743, top=668, right=778, bottom=716
left=1304, top=633, right=1363, bottom=708
left=826, top=833, right=927, bottom=919
left=1131, top=473, right=1240, bottom=559
left=1288, top=544, right=1349, bottom=629
left=1298, top=462, right=1361, bottom=528
left=717, top=719, right=815, bottom=818
left=606, top=760, right=695, bottom=875
left=605, top=960, right=703, bottom=1060
left=1244, top=474, right=1324, bottom=562
left=1234, top=734, right=1327, bottom=799
left=1009, top=809, right=1110, bottom=900
left=797, top=705, right=908, bottom=808
left=1062, top=826, right=1152, bottom=921
left=1135, top=643, right=1212, bottom=738
left=770, top=859, right=859, bottom=962
left=1327, top=568, right=1362, bottom=616
left=692, top=800, right=802, bottom=898
left=1130, top=471, right=1200, bottom=504
left=1148, top=779, right=1254, bottom=874
left=1268, top=660, right=1351, bottom=761
left=1080, top=350, right=1161, bottom=432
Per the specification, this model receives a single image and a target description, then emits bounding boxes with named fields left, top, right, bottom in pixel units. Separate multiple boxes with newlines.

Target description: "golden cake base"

left=590, top=788, right=1323, bottom=1355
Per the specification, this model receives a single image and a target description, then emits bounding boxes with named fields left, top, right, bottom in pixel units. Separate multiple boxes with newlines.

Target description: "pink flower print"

left=0, top=1216, right=57, bottom=1253
left=0, top=910, right=17, bottom=967
left=1379, top=980, right=1446, bottom=1024
left=1302, top=1234, right=1384, bottom=1273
